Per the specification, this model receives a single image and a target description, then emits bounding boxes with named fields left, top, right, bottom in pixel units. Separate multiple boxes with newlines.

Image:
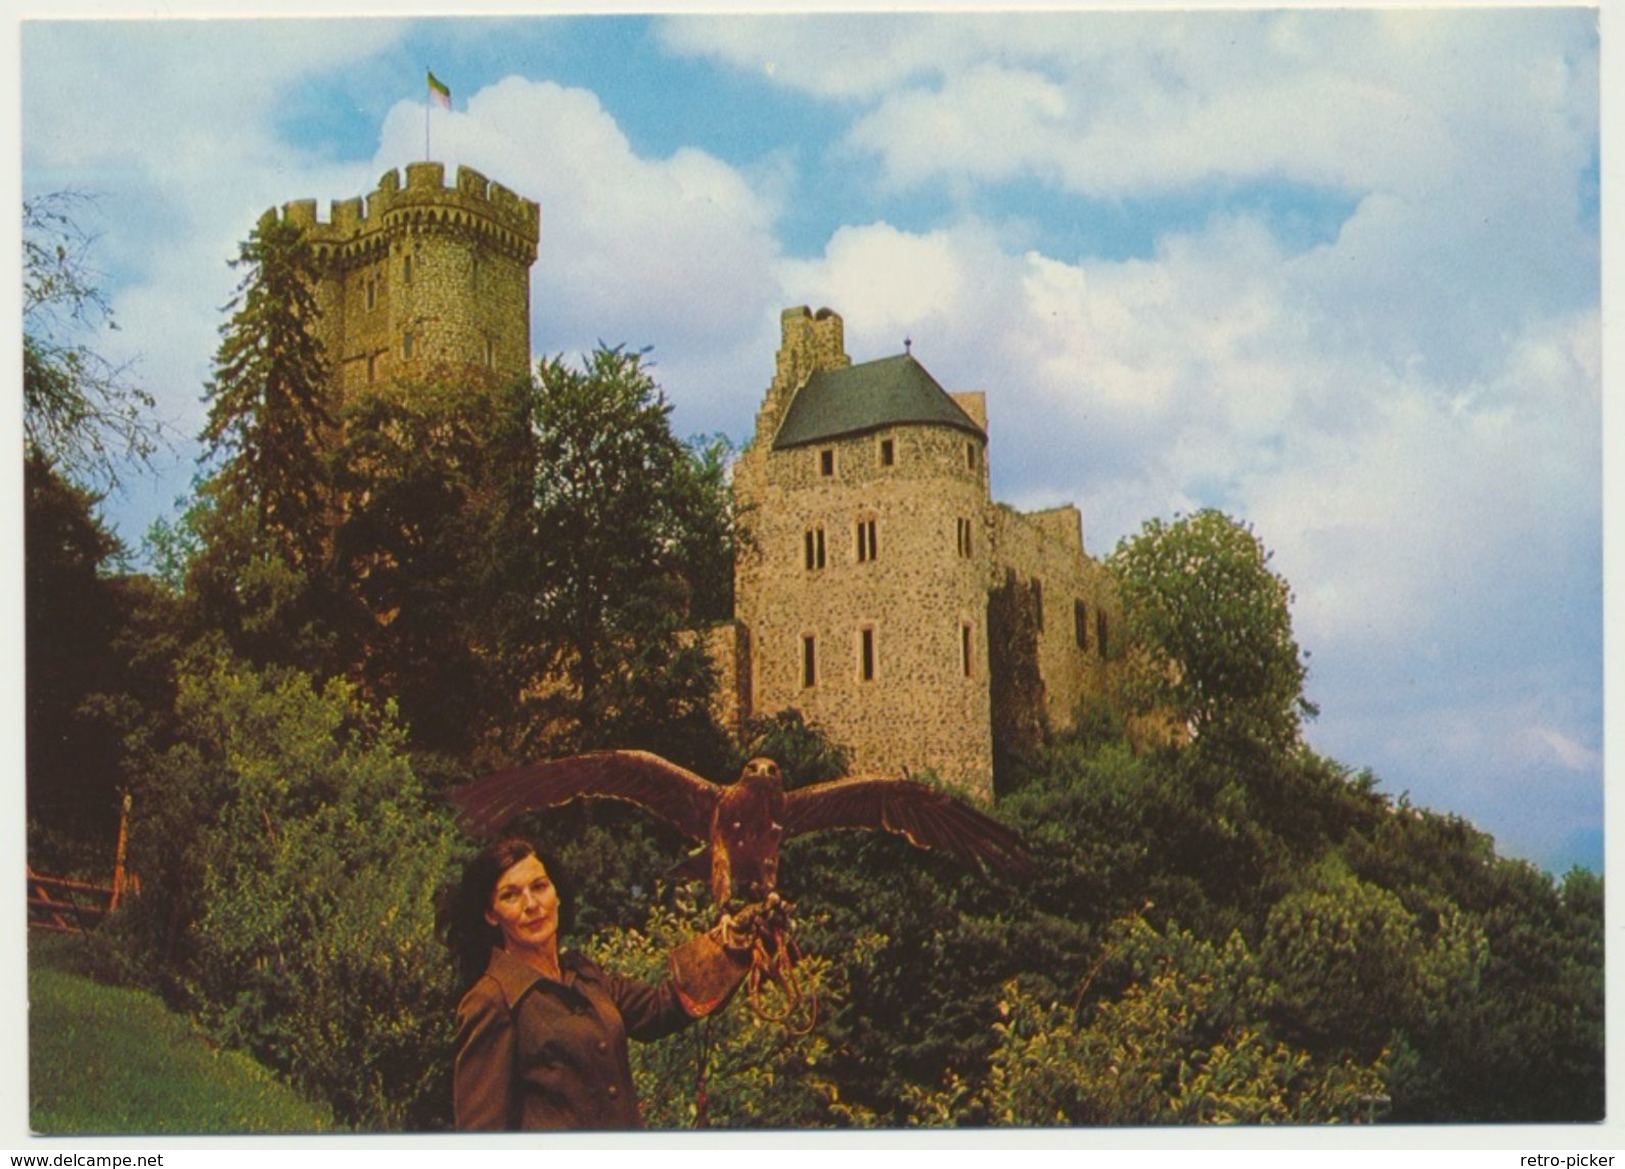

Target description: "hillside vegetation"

left=24, top=198, right=1603, bottom=1131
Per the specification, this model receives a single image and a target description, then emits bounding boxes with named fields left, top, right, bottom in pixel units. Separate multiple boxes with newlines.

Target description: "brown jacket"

left=453, top=946, right=700, bottom=1130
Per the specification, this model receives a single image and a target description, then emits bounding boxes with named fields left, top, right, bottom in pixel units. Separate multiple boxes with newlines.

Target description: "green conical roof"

left=772, top=353, right=986, bottom=450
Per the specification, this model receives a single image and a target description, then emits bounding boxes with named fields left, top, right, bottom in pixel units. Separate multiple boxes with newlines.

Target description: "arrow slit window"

left=804, top=526, right=826, bottom=570
left=856, top=517, right=878, bottom=563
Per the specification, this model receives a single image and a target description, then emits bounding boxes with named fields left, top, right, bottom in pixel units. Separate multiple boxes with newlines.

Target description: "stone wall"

left=989, top=504, right=1118, bottom=732
left=737, top=421, right=997, bottom=795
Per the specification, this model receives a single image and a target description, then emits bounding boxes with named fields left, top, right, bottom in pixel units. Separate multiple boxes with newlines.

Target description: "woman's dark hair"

left=441, top=837, right=570, bottom=990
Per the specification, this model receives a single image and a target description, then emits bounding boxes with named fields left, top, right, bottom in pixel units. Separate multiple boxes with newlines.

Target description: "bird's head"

left=739, top=757, right=783, bottom=783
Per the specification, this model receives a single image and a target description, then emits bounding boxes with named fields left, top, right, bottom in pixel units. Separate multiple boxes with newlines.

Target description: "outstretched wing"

left=783, top=777, right=1038, bottom=880
left=449, top=749, right=722, bottom=842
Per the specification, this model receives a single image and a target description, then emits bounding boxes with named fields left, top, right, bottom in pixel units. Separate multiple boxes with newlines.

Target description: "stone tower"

left=733, top=307, right=1000, bottom=796
left=729, top=306, right=1122, bottom=801
left=268, top=162, right=540, bottom=402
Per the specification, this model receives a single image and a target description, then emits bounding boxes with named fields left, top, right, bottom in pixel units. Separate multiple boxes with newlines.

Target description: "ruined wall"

left=989, top=504, right=1118, bottom=732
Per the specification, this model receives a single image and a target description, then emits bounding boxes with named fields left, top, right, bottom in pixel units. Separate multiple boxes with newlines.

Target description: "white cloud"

left=23, top=21, right=405, bottom=175
left=371, top=75, right=783, bottom=401
left=23, top=21, right=403, bottom=499
left=666, top=10, right=1596, bottom=208
left=1521, top=725, right=1603, bottom=775
left=846, top=65, right=1071, bottom=192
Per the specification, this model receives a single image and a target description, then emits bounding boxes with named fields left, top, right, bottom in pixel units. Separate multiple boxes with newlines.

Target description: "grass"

left=28, top=942, right=340, bottom=1135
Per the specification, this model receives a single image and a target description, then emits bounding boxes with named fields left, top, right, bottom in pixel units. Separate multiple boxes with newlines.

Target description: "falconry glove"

left=668, top=921, right=754, bottom=1017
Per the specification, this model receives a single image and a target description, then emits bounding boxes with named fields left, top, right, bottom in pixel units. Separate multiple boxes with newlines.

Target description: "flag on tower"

left=428, top=71, right=451, bottom=109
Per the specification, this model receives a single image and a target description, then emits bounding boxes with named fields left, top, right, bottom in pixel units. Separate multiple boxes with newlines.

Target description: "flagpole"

left=425, top=70, right=431, bottom=160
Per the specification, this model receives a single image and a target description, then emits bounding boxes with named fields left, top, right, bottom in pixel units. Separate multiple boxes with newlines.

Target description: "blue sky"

left=16, top=5, right=1606, bottom=876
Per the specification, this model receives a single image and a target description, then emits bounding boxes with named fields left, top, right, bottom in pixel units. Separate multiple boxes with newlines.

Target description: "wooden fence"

left=26, top=794, right=133, bottom=935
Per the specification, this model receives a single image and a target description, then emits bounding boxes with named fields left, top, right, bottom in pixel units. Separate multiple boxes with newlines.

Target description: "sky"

left=15, top=3, right=1607, bottom=877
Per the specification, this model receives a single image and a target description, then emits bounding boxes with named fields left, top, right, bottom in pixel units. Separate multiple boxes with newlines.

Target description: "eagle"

left=449, top=750, right=1037, bottom=909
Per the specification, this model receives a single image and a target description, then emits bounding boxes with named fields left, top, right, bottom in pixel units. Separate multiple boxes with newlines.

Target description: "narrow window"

left=967, top=442, right=979, bottom=470
left=1074, top=600, right=1089, bottom=649
left=957, top=517, right=973, bottom=558
left=961, top=623, right=973, bottom=678
left=860, top=627, right=876, bottom=682
left=403, top=331, right=415, bottom=361
left=365, top=274, right=377, bottom=311
left=484, top=336, right=496, bottom=368
left=403, top=253, right=414, bottom=284
left=804, top=527, right=826, bottom=571
left=802, top=634, right=818, bottom=688
left=880, top=438, right=895, bottom=467
left=819, top=449, right=835, bottom=477
left=856, top=518, right=877, bottom=563
left=1096, top=611, right=1109, bottom=658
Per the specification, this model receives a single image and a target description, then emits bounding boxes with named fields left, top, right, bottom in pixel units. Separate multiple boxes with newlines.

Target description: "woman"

left=445, top=838, right=753, bottom=1130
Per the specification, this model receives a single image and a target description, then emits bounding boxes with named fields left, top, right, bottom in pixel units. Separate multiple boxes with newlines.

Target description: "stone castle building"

left=271, top=168, right=1116, bottom=801
left=721, top=306, right=1120, bottom=801
left=268, top=162, right=539, bottom=404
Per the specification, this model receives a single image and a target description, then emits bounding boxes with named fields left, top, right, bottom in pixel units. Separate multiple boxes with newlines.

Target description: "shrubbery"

left=121, top=651, right=463, bottom=1129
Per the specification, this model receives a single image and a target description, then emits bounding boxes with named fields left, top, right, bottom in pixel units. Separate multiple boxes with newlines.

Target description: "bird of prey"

left=449, top=750, right=1037, bottom=909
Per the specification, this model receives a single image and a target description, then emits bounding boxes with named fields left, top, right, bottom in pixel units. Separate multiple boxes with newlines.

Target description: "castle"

left=274, top=168, right=1118, bottom=801
left=721, top=307, right=1120, bottom=800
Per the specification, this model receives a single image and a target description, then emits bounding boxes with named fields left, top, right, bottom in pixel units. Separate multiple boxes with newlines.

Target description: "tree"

left=1108, top=509, right=1316, bottom=752
left=24, top=452, right=128, bottom=847
left=529, top=346, right=735, bottom=759
left=914, top=917, right=1388, bottom=1126
left=199, top=212, right=333, bottom=570
left=331, top=374, right=536, bottom=763
left=1258, top=868, right=1466, bottom=1060
left=23, top=192, right=162, bottom=489
left=121, top=651, right=463, bottom=1129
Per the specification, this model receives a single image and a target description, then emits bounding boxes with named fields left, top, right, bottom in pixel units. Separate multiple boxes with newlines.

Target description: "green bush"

left=123, top=650, right=463, bottom=1129
left=909, top=916, right=1387, bottom=1126
left=586, top=898, right=881, bottom=1129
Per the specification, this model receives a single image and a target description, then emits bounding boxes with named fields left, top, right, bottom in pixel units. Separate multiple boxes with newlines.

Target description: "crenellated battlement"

left=266, top=163, right=540, bottom=263
left=257, top=163, right=538, bottom=404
